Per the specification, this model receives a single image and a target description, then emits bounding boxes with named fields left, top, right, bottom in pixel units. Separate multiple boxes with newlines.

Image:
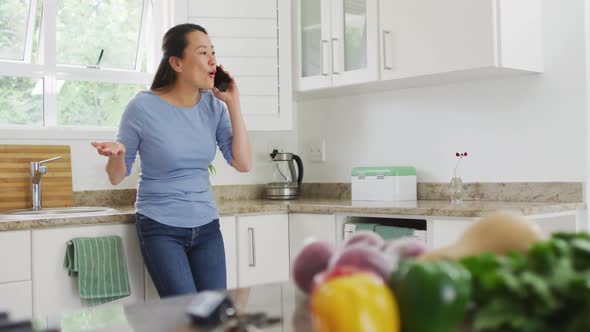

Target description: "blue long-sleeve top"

left=116, top=90, right=233, bottom=228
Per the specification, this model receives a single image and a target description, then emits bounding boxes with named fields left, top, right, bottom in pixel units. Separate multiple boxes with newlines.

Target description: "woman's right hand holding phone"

left=213, top=65, right=240, bottom=109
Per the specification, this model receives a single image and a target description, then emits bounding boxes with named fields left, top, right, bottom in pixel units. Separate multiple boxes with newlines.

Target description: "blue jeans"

left=135, top=213, right=227, bottom=298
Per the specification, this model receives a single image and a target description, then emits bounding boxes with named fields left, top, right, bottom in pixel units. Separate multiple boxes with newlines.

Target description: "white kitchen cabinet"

left=289, top=213, right=337, bottom=264
left=295, top=0, right=379, bottom=91
left=295, top=0, right=332, bottom=90
left=31, top=224, right=145, bottom=329
left=0, top=230, right=31, bottom=284
left=0, top=281, right=32, bottom=321
left=175, top=0, right=292, bottom=131
left=428, top=213, right=580, bottom=250
left=531, top=214, right=579, bottom=236
left=0, top=230, right=32, bottom=321
left=296, top=0, right=541, bottom=94
left=144, top=216, right=239, bottom=300
left=237, top=214, right=290, bottom=287
left=427, top=219, right=472, bottom=250
left=220, top=216, right=238, bottom=289
left=378, top=0, right=542, bottom=82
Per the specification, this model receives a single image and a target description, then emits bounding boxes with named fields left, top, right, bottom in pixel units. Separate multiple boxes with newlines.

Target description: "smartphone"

left=186, top=290, right=235, bottom=325
left=214, top=65, right=232, bottom=92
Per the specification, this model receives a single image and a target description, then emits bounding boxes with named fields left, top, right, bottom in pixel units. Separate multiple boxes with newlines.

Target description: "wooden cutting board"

left=0, top=145, right=73, bottom=211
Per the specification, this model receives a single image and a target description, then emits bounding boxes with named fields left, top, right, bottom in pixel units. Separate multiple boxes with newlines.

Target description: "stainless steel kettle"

left=265, top=149, right=304, bottom=200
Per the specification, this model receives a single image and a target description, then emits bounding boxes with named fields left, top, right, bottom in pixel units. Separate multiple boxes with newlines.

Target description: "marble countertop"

left=283, top=198, right=584, bottom=217
left=0, top=199, right=584, bottom=231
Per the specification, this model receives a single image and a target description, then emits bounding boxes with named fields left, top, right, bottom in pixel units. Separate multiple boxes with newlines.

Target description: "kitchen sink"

left=0, top=207, right=115, bottom=220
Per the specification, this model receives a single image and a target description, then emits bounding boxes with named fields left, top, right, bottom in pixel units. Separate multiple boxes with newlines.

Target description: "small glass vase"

left=449, top=176, right=464, bottom=203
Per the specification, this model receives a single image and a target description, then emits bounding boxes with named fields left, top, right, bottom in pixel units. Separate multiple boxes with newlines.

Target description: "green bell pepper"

left=390, top=259, right=472, bottom=332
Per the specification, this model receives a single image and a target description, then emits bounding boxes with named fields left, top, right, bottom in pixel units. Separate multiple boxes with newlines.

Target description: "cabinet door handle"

left=382, top=30, right=393, bottom=70
left=320, top=39, right=330, bottom=76
left=331, top=37, right=340, bottom=74
left=248, top=227, right=256, bottom=267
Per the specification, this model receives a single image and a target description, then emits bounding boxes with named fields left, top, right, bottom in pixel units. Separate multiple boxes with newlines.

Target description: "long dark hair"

left=150, top=24, right=208, bottom=90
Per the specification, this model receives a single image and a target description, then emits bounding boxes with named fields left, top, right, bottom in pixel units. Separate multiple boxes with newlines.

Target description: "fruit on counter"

left=382, top=237, right=428, bottom=260
left=343, top=230, right=385, bottom=248
left=310, top=270, right=400, bottom=332
left=379, top=237, right=429, bottom=272
left=292, top=241, right=336, bottom=293
left=328, top=244, right=393, bottom=280
left=390, top=259, right=471, bottom=332
left=309, top=265, right=365, bottom=293
left=421, top=211, right=544, bottom=261
left=291, top=231, right=417, bottom=293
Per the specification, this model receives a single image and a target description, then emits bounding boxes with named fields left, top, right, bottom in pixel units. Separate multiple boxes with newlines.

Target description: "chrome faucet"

left=30, top=156, right=62, bottom=211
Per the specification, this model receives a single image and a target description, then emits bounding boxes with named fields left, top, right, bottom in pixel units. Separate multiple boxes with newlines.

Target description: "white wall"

left=298, top=0, right=587, bottom=183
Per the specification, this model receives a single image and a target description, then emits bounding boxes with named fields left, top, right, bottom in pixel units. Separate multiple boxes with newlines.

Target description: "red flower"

left=454, top=151, right=468, bottom=177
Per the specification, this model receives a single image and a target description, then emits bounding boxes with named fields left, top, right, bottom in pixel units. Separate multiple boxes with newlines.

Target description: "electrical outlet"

left=267, top=141, right=280, bottom=154
left=308, top=139, right=326, bottom=163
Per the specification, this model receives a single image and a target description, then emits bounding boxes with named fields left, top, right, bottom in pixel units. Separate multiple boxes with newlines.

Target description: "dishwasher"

left=343, top=216, right=427, bottom=243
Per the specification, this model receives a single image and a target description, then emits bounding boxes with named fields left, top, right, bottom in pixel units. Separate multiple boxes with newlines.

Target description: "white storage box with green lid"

left=351, top=166, right=417, bottom=201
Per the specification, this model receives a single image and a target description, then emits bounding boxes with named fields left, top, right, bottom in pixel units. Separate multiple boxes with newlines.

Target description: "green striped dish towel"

left=64, top=236, right=131, bottom=306
left=374, top=225, right=415, bottom=240
left=356, top=223, right=378, bottom=231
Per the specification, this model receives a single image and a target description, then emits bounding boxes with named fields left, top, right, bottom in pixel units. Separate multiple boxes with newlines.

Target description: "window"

left=57, top=80, right=145, bottom=127
left=0, top=1, right=33, bottom=61
left=0, top=76, right=43, bottom=126
left=0, top=0, right=153, bottom=131
left=56, top=0, right=144, bottom=70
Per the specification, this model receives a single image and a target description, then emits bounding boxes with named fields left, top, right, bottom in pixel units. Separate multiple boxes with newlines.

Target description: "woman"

left=91, top=23, right=251, bottom=297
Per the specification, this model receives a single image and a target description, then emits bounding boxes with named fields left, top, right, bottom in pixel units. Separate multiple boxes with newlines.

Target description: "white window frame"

left=0, top=0, right=161, bottom=140
left=23, top=0, right=39, bottom=62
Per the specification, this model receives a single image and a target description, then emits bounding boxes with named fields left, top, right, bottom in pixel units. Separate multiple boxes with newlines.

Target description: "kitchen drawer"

left=0, top=230, right=31, bottom=283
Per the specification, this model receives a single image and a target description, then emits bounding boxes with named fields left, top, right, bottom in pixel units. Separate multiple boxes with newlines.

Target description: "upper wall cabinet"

left=174, top=0, right=292, bottom=130
left=295, top=0, right=542, bottom=93
left=378, top=0, right=542, bottom=81
left=295, top=0, right=380, bottom=91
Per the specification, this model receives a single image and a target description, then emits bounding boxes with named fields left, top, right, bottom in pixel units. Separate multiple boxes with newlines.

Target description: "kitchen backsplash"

left=73, top=182, right=583, bottom=207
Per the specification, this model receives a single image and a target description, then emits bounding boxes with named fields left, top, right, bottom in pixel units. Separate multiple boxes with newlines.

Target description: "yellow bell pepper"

left=310, top=271, right=400, bottom=332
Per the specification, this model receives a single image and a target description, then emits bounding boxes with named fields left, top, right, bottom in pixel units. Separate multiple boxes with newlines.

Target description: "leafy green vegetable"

left=208, top=164, right=216, bottom=175
left=461, top=232, right=590, bottom=332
